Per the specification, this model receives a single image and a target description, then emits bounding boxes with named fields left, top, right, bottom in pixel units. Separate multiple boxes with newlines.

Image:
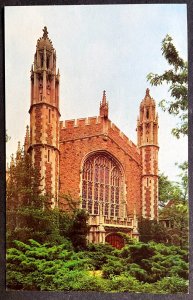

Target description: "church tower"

left=137, top=89, right=159, bottom=220
left=29, top=27, right=60, bottom=207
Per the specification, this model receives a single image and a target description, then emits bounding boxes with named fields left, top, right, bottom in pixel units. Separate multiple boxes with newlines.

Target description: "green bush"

left=102, top=259, right=126, bottom=279
left=169, top=262, right=189, bottom=279
left=44, top=269, right=107, bottom=291
left=127, top=264, right=148, bottom=282
left=87, top=252, right=109, bottom=269
left=105, top=275, right=142, bottom=293
left=119, top=245, right=131, bottom=259
left=129, top=243, right=155, bottom=264
left=6, top=239, right=189, bottom=293
left=85, top=243, right=117, bottom=269
left=87, top=242, right=115, bottom=254
left=155, top=276, right=188, bottom=293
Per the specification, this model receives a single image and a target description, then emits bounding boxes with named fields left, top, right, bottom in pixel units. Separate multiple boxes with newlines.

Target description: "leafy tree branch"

left=147, top=35, right=188, bottom=138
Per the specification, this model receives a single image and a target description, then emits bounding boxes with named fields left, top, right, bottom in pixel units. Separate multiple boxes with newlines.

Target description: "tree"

left=159, top=201, right=188, bottom=249
left=147, top=34, right=188, bottom=138
left=6, top=152, right=90, bottom=248
left=138, top=218, right=169, bottom=244
left=67, top=209, right=90, bottom=251
left=6, top=148, right=43, bottom=211
left=6, top=148, right=63, bottom=247
left=147, top=34, right=189, bottom=248
left=6, top=148, right=42, bottom=242
left=175, top=161, right=188, bottom=201
left=158, top=172, right=182, bottom=207
left=58, top=194, right=90, bottom=250
left=158, top=166, right=188, bottom=249
left=139, top=166, right=188, bottom=247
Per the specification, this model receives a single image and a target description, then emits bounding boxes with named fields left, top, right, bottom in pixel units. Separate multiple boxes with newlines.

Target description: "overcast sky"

left=5, top=4, right=187, bottom=182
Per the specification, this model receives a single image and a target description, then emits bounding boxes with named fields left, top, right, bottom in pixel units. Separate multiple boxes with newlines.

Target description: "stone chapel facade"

left=24, top=27, right=159, bottom=247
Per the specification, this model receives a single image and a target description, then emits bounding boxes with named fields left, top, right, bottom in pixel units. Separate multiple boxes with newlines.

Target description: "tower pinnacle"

left=102, top=90, right=107, bottom=105
left=43, top=26, right=49, bottom=39
left=16, top=141, right=22, bottom=162
left=17, top=141, right=21, bottom=153
left=10, top=153, right=15, bottom=167
left=146, top=88, right=150, bottom=97
left=24, top=125, right=30, bottom=153
left=100, top=90, right=108, bottom=118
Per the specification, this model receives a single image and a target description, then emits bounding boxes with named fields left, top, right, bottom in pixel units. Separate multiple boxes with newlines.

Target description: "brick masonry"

left=59, top=117, right=142, bottom=218
left=27, top=28, right=159, bottom=245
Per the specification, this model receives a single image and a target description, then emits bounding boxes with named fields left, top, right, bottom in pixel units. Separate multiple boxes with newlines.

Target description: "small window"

left=48, top=150, right=50, bottom=162
left=49, top=109, right=51, bottom=123
left=41, top=55, right=43, bottom=68
left=147, top=178, right=149, bottom=186
left=47, top=57, right=49, bottom=69
left=146, top=109, right=149, bottom=119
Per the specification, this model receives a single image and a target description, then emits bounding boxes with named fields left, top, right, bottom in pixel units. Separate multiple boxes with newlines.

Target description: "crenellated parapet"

left=60, top=116, right=101, bottom=129
left=59, top=116, right=141, bottom=164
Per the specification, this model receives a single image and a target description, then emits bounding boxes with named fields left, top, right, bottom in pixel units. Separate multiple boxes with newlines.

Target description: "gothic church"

left=24, top=27, right=159, bottom=248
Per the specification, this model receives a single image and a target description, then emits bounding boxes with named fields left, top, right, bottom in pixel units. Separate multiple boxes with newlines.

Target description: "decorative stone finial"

left=24, top=126, right=30, bottom=153
left=43, top=26, right=48, bottom=39
left=102, top=90, right=107, bottom=105
left=16, top=141, right=22, bottom=162
left=100, top=90, right=108, bottom=118
left=10, top=153, right=14, bottom=167
left=25, top=125, right=29, bottom=139
left=17, top=141, right=21, bottom=152
left=146, top=88, right=150, bottom=97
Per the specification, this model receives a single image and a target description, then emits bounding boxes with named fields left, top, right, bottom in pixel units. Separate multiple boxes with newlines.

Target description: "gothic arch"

left=80, top=150, right=127, bottom=218
left=105, top=232, right=125, bottom=249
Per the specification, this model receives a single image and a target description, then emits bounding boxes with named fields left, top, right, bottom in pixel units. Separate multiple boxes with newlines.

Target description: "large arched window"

left=81, top=151, right=125, bottom=218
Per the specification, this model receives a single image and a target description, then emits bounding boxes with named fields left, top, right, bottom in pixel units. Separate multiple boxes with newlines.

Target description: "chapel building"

left=24, top=27, right=159, bottom=248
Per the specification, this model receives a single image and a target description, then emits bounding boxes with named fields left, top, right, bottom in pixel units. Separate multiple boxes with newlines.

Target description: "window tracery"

left=81, top=152, right=125, bottom=218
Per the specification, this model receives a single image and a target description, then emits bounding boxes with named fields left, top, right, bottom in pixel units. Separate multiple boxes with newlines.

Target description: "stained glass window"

left=81, top=152, right=124, bottom=218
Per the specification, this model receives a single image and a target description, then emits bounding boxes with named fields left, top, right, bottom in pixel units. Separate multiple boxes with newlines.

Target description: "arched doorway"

left=105, top=233, right=125, bottom=249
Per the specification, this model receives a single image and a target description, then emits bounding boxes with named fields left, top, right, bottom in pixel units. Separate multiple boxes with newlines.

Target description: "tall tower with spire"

left=137, top=89, right=159, bottom=220
left=29, top=26, right=60, bottom=207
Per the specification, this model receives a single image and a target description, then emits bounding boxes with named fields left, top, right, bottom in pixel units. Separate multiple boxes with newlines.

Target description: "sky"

left=5, top=4, right=188, bottom=182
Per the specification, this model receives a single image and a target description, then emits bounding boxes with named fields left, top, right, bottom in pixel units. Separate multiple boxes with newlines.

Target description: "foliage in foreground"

left=7, top=239, right=188, bottom=293
left=6, top=148, right=90, bottom=250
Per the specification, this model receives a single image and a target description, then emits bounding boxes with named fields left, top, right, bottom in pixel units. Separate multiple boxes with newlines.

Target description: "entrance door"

left=105, top=233, right=125, bottom=249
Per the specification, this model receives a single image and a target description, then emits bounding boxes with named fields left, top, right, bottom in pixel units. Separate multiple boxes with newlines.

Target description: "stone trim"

left=29, top=143, right=60, bottom=153
left=29, top=102, right=61, bottom=116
